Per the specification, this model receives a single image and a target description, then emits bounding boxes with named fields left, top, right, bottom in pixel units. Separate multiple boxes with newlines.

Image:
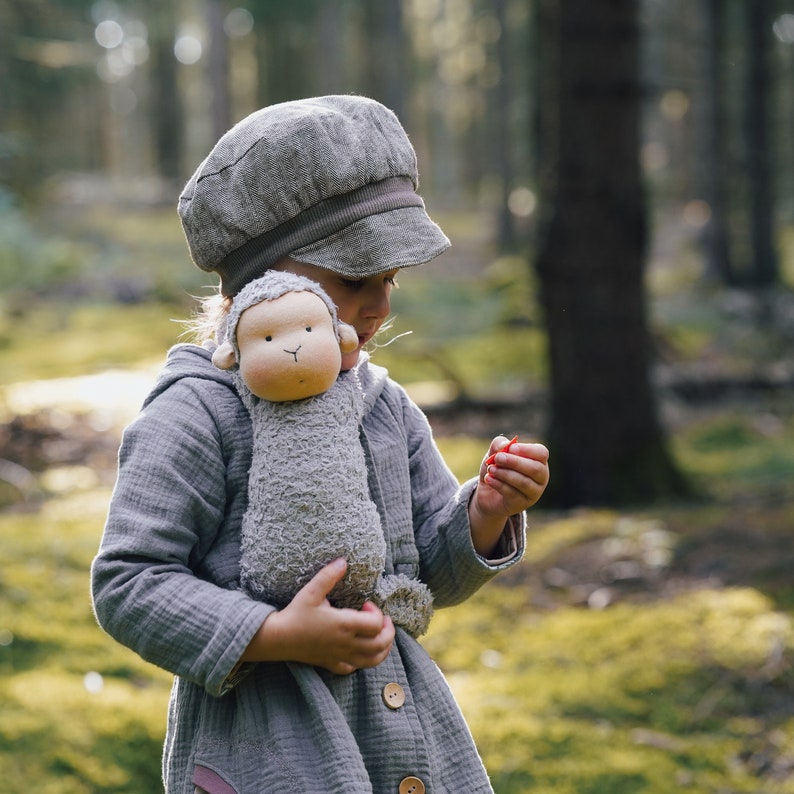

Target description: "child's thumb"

left=301, top=558, right=347, bottom=603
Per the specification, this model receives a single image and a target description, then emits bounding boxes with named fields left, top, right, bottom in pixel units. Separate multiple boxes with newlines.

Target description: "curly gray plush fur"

left=219, top=271, right=433, bottom=637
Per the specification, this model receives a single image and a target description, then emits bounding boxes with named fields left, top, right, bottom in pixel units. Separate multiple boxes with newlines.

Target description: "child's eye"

left=338, top=274, right=398, bottom=290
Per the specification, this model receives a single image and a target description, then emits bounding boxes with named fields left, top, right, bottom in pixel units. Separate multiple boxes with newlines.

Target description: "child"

left=91, top=95, right=549, bottom=794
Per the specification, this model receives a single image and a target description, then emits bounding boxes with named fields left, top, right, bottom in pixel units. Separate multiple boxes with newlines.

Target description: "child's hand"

left=477, top=435, right=550, bottom=516
left=244, top=558, right=395, bottom=674
left=468, top=436, right=549, bottom=557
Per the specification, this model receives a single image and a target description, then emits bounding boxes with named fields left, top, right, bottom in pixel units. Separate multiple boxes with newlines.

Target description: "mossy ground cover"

left=0, top=491, right=172, bottom=793
left=432, top=415, right=794, bottom=793
left=2, top=204, right=794, bottom=792
left=426, top=535, right=794, bottom=794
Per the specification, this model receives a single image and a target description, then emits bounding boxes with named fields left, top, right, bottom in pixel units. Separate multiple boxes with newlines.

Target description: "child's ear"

left=212, top=341, right=238, bottom=370
left=338, top=322, right=359, bottom=354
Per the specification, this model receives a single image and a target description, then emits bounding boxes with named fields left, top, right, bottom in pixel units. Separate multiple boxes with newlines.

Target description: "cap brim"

left=288, top=206, right=450, bottom=277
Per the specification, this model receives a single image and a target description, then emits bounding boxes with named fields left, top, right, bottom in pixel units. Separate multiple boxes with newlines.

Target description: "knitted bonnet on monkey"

left=213, top=270, right=433, bottom=638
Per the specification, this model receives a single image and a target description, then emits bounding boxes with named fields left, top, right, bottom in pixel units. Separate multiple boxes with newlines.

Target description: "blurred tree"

left=249, top=0, right=322, bottom=106
left=361, top=0, right=407, bottom=119
left=533, top=0, right=688, bottom=507
left=743, top=0, right=779, bottom=288
left=777, top=11, right=794, bottom=225
left=1, top=0, right=96, bottom=199
left=315, top=0, right=345, bottom=95
left=697, top=0, right=735, bottom=285
left=207, top=0, right=232, bottom=142
left=691, top=0, right=782, bottom=289
left=492, top=0, right=517, bottom=250
left=145, top=0, right=184, bottom=180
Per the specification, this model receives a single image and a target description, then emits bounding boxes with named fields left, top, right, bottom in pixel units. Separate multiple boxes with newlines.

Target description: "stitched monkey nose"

left=284, top=345, right=302, bottom=362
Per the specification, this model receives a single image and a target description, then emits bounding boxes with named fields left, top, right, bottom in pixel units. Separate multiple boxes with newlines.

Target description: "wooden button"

left=382, top=682, right=406, bottom=709
left=399, top=776, right=425, bottom=794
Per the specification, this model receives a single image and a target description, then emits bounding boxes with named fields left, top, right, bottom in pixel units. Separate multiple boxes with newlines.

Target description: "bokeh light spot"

left=95, top=19, right=124, bottom=49
left=175, top=35, right=203, bottom=65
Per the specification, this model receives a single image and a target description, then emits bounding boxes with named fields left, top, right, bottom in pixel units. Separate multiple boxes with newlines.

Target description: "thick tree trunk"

left=533, top=0, right=688, bottom=507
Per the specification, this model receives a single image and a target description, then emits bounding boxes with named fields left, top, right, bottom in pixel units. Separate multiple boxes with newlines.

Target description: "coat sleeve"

left=90, top=379, right=273, bottom=697
left=400, top=391, right=526, bottom=608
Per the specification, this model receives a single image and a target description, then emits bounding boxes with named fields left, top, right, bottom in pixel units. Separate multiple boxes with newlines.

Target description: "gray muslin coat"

left=91, top=344, right=525, bottom=794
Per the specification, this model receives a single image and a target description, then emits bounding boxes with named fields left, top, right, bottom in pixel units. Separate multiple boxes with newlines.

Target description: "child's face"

left=273, top=259, right=398, bottom=370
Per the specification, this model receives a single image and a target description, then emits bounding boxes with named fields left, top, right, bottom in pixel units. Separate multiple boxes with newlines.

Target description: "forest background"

left=3, top=0, right=794, bottom=792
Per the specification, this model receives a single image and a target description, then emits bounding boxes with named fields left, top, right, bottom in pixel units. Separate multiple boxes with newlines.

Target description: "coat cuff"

left=459, top=478, right=526, bottom=570
left=210, top=600, right=274, bottom=697
left=479, top=512, right=524, bottom=567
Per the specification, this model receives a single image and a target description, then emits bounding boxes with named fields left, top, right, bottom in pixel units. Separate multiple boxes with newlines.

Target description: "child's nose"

left=363, top=286, right=390, bottom=319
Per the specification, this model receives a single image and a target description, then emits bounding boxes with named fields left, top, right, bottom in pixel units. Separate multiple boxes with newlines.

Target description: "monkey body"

left=238, top=370, right=386, bottom=609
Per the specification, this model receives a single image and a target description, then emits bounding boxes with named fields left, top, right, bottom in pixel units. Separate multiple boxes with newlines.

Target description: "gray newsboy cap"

left=178, top=95, right=450, bottom=297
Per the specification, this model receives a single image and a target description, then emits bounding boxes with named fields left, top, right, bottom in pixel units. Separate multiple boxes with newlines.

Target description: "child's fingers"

left=481, top=435, right=511, bottom=478
left=298, top=558, right=348, bottom=604
left=483, top=441, right=550, bottom=502
left=525, top=442, right=550, bottom=464
left=298, top=565, right=391, bottom=636
left=483, top=435, right=514, bottom=466
left=354, top=601, right=391, bottom=638
left=334, top=606, right=395, bottom=670
left=492, top=443, right=548, bottom=474
left=495, top=450, right=549, bottom=485
left=496, top=441, right=549, bottom=464
left=359, top=604, right=395, bottom=642
left=482, top=439, right=549, bottom=480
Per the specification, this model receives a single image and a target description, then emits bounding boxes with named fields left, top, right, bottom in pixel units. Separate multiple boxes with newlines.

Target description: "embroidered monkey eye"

left=305, top=326, right=312, bottom=332
left=265, top=335, right=273, bottom=342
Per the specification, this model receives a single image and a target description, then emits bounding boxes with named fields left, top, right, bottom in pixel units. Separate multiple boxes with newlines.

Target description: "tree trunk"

left=533, top=0, right=688, bottom=507
left=493, top=0, right=516, bottom=250
left=147, top=2, right=183, bottom=181
left=698, top=0, right=735, bottom=285
left=315, top=0, right=344, bottom=95
left=207, top=0, right=232, bottom=142
left=361, top=0, right=407, bottom=119
left=253, top=0, right=316, bottom=106
left=744, top=0, right=779, bottom=287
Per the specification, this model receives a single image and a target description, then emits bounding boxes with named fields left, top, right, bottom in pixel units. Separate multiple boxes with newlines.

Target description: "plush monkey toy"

left=213, top=270, right=433, bottom=637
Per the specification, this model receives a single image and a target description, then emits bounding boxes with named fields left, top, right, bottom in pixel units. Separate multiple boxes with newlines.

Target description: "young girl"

left=91, top=95, right=549, bottom=794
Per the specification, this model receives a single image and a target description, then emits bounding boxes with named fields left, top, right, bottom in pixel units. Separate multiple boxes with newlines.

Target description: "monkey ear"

left=212, top=341, right=238, bottom=370
left=337, top=322, right=359, bottom=354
